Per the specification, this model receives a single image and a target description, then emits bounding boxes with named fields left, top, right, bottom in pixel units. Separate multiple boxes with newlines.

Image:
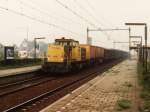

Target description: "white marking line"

left=66, top=103, right=71, bottom=106
left=57, top=73, right=107, bottom=111
left=71, top=99, right=75, bottom=102
left=56, top=77, right=105, bottom=112
left=59, top=72, right=107, bottom=112
left=58, top=101, right=72, bottom=111
left=78, top=95, right=82, bottom=97
left=61, top=107, right=66, bottom=110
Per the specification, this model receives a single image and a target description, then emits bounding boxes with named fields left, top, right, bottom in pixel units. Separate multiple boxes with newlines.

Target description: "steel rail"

left=4, top=65, right=111, bottom=112
left=0, top=77, right=55, bottom=97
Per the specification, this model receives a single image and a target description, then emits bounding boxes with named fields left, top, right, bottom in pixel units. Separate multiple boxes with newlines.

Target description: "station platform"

left=0, top=65, right=41, bottom=77
left=41, top=59, right=141, bottom=112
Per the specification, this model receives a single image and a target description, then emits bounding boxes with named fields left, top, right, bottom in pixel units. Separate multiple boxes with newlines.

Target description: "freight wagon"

left=80, top=45, right=104, bottom=65
left=42, top=37, right=128, bottom=73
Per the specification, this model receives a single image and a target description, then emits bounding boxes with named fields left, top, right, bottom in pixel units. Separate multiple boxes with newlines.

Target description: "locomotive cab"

left=42, top=37, right=81, bottom=73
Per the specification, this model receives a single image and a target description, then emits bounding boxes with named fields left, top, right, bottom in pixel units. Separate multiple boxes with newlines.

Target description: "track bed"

left=0, top=59, right=123, bottom=112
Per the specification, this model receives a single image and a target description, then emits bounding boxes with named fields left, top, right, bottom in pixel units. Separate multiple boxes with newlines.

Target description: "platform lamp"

left=34, top=37, right=45, bottom=60
left=125, top=23, right=147, bottom=72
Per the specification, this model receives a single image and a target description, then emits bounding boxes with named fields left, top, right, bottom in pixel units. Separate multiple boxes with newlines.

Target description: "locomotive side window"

left=55, top=38, right=79, bottom=47
left=55, top=41, right=68, bottom=46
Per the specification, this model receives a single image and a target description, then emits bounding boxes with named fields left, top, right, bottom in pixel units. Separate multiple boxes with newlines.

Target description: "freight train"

left=42, top=37, right=128, bottom=73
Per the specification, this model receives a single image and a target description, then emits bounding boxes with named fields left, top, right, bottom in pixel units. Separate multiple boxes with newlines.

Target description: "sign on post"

left=4, top=46, right=14, bottom=60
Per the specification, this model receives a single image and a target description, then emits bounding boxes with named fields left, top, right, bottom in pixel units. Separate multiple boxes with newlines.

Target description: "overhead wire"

left=0, top=5, right=84, bottom=37
left=3, top=0, right=123, bottom=42
left=85, top=0, right=120, bottom=40
left=54, top=0, right=97, bottom=28
left=55, top=0, right=113, bottom=41
left=86, top=0, right=117, bottom=28
left=74, top=0, right=112, bottom=38
left=20, top=0, right=83, bottom=26
left=17, top=0, right=113, bottom=39
left=23, top=0, right=113, bottom=40
left=73, top=0, right=106, bottom=28
left=86, top=0, right=126, bottom=41
left=16, top=0, right=81, bottom=25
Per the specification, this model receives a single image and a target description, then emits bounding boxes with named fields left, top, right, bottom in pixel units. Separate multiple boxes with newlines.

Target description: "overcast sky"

left=0, top=0, right=150, bottom=50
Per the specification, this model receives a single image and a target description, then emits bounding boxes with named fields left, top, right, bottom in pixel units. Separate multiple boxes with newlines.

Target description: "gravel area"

left=41, top=59, right=141, bottom=112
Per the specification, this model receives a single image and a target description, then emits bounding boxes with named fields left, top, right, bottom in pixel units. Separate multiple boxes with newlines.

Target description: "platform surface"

left=0, top=65, right=41, bottom=77
left=41, top=59, right=141, bottom=112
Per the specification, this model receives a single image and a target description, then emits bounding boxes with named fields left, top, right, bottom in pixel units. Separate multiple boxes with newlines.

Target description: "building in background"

left=18, top=39, right=47, bottom=59
left=18, top=50, right=28, bottom=59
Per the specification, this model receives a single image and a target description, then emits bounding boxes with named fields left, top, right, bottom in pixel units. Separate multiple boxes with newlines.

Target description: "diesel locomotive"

left=42, top=37, right=128, bottom=73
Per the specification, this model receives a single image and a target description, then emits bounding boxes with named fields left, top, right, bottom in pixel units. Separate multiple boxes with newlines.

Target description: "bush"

left=116, top=99, right=131, bottom=111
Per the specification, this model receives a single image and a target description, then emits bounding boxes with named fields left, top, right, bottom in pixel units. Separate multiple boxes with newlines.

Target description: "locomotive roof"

left=55, top=38, right=79, bottom=43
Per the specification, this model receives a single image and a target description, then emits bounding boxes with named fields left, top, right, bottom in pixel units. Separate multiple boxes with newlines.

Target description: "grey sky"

left=0, top=0, right=149, bottom=50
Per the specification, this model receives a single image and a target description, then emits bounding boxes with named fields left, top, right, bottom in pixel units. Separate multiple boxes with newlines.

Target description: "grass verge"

left=137, top=62, right=150, bottom=112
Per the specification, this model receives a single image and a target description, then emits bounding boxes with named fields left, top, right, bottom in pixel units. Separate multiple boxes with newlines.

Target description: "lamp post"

left=87, top=27, right=89, bottom=44
left=125, top=23, right=147, bottom=72
left=34, top=37, right=45, bottom=60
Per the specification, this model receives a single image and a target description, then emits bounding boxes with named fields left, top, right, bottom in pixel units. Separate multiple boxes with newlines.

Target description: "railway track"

left=0, top=71, right=42, bottom=86
left=0, top=75, right=45, bottom=89
left=0, top=59, right=123, bottom=112
left=0, top=76, right=55, bottom=96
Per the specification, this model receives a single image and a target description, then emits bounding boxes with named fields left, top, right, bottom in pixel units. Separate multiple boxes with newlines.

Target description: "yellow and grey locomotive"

left=42, top=37, right=128, bottom=73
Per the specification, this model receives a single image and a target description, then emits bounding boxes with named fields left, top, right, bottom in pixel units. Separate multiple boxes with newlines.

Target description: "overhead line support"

left=125, top=22, right=148, bottom=72
left=87, top=28, right=130, bottom=46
